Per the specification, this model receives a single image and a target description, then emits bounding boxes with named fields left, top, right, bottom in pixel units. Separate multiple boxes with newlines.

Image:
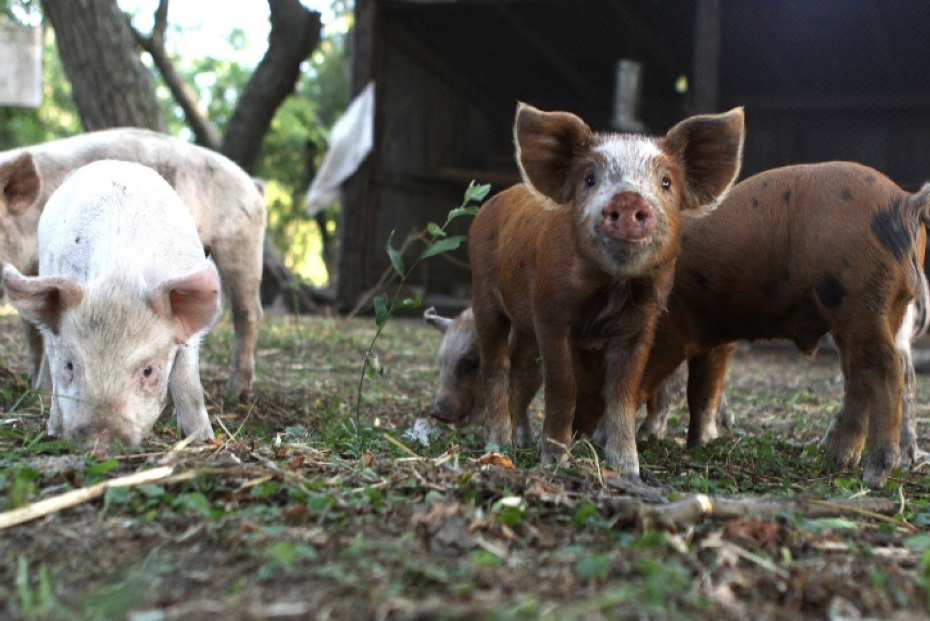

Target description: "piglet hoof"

left=636, top=419, right=667, bottom=441
left=819, top=414, right=867, bottom=472
left=717, top=394, right=735, bottom=434
left=898, top=427, right=919, bottom=467
left=603, top=446, right=642, bottom=484
left=225, top=374, right=252, bottom=405
left=688, top=423, right=719, bottom=448
left=179, top=412, right=216, bottom=443
left=539, top=436, right=570, bottom=468
left=486, top=421, right=514, bottom=452
left=515, top=425, right=536, bottom=450
left=863, top=446, right=900, bottom=489
left=910, top=449, right=930, bottom=469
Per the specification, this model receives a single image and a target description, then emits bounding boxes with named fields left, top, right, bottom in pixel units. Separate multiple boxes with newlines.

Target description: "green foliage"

left=574, top=554, right=611, bottom=582
left=354, top=181, right=490, bottom=427
left=16, top=555, right=60, bottom=620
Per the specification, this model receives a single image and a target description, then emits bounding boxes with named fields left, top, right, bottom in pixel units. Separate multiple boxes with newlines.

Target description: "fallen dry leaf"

left=473, top=451, right=515, bottom=469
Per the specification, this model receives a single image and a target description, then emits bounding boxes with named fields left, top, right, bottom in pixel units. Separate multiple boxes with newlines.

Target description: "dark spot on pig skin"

left=487, top=231, right=497, bottom=242
left=865, top=174, right=877, bottom=184
left=752, top=197, right=760, bottom=209
left=815, top=274, right=847, bottom=309
left=682, top=234, right=690, bottom=244
left=871, top=202, right=911, bottom=263
left=842, top=187, right=853, bottom=201
left=74, top=236, right=80, bottom=244
left=762, top=181, right=769, bottom=188
left=689, top=269, right=709, bottom=292
left=864, top=288, right=887, bottom=314
left=782, top=190, right=791, bottom=204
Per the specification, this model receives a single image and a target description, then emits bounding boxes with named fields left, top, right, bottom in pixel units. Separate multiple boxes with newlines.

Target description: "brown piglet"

left=636, top=162, right=930, bottom=488
left=469, top=103, right=745, bottom=480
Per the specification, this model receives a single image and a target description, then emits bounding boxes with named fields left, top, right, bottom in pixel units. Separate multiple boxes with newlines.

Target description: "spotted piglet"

left=635, top=162, right=930, bottom=487
left=469, top=103, right=745, bottom=480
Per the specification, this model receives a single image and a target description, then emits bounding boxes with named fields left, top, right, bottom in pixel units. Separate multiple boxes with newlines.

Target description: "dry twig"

left=0, top=465, right=174, bottom=530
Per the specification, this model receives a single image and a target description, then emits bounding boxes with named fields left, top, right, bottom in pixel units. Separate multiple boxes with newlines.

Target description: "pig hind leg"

left=475, top=309, right=516, bottom=447
left=508, top=331, right=541, bottom=448
left=637, top=362, right=687, bottom=440
left=211, top=238, right=263, bottom=402
left=685, top=344, right=736, bottom=447
left=895, top=299, right=927, bottom=465
left=826, top=324, right=903, bottom=488
left=170, top=343, right=215, bottom=442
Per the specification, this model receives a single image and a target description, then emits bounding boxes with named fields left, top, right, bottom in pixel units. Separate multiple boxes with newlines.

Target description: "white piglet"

left=3, top=160, right=220, bottom=446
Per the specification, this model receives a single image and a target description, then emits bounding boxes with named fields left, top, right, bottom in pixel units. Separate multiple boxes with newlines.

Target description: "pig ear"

left=423, top=306, right=453, bottom=333
left=2, top=264, right=82, bottom=334
left=149, top=263, right=220, bottom=342
left=514, top=102, right=593, bottom=207
left=0, top=153, right=42, bottom=217
left=662, top=107, right=745, bottom=212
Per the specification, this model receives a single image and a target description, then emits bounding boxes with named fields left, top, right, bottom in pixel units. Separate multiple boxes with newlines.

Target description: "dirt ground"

left=0, top=312, right=929, bottom=620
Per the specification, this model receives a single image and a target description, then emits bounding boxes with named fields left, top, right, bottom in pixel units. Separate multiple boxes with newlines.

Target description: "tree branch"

left=127, top=0, right=222, bottom=148
left=221, top=0, right=322, bottom=173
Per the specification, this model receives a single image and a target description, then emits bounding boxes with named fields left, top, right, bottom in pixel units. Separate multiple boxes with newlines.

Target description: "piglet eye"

left=142, top=366, right=154, bottom=378
left=585, top=173, right=596, bottom=187
left=661, top=176, right=672, bottom=191
left=63, top=361, right=74, bottom=380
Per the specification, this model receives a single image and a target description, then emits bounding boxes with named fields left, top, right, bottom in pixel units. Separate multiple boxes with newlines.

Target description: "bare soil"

left=0, top=313, right=929, bottom=621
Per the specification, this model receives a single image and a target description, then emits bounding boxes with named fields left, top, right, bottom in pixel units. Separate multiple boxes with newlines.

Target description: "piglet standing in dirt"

left=635, top=162, right=930, bottom=487
left=469, top=103, right=744, bottom=480
left=3, top=160, right=220, bottom=446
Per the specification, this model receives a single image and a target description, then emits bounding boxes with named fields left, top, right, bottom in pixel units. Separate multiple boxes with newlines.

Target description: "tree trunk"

left=40, top=0, right=165, bottom=132
left=44, top=0, right=325, bottom=312
left=221, top=0, right=322, bottom=174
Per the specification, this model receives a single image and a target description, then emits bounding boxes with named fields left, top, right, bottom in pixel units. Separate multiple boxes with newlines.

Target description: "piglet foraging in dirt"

left=3, top=160, right=220, bottom=447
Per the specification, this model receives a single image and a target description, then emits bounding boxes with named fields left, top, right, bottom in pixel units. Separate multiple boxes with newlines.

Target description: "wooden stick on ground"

left=616, top=494, right=898, bottom=531
left=0, top=465, right=175, bottom=531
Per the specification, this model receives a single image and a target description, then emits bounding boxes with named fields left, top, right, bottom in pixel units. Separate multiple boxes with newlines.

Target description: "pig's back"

left=676, top=162, right=915, bottom=346
left=37, top=160, right=205, bottom=282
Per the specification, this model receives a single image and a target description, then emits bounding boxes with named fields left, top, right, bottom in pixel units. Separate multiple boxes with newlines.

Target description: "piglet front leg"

left=600, top=281, right=668, bottom=482
left=537, top=330, right=576, bottom=465
left=170, top=343, right=215, bottom=442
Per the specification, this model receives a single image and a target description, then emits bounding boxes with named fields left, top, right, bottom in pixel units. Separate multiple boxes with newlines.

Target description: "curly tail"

left=911, top=182, right=930, bottom=228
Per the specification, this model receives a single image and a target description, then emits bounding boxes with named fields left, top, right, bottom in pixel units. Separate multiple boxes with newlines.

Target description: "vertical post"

left=337, top=0, right=379, bottom=312
left=692, top=0, right=721, bottom=113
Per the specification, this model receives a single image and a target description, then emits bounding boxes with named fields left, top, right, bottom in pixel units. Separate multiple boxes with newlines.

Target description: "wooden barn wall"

left=736, top=108, right=930, bottom=192
left=371, top=42, right=495, bottom=306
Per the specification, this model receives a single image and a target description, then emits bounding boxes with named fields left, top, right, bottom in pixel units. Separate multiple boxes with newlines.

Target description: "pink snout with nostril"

left=600, top=192, right=656, bottom=242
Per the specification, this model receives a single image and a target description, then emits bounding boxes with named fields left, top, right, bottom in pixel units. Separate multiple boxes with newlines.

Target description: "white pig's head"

left=423, top=306, right=484, bottom=427
left=3, top=262, right=219, bottom=446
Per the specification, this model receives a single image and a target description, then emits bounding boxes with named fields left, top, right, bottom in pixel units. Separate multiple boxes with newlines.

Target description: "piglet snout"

left=428, top=401, right=456, bottom=423
left=601, top=192, right=656, bottom=242
left=72, top=422, right=133, bottom=453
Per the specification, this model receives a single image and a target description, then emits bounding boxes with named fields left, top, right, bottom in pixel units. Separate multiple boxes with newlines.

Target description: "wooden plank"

left=494, top=4, right=601, bottom=102
left=691, top=0, right=720, bottom=113
left=379, top=20, right=501, bottom=117
left=337, top=0, right=380, bottom=312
